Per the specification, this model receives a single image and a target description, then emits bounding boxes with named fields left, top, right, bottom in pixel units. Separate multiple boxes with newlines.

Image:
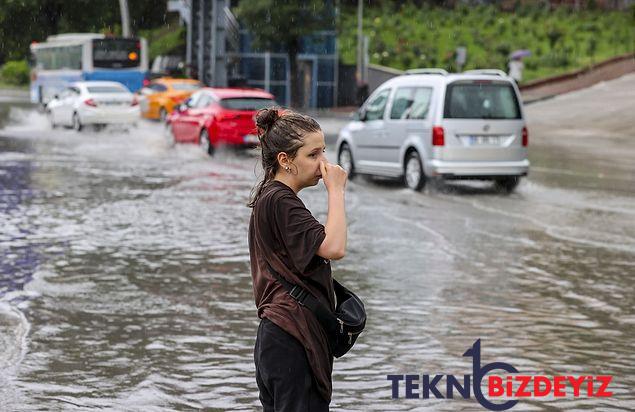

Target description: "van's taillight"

left=131, top=97, right=139, bottom=106
left=84, top=98, right=97, bottom=107
left=522, top=126, right=528, bottom=146
left=432, top=126, right=445, bottom=146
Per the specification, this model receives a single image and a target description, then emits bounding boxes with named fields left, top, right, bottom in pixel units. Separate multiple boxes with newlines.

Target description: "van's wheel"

left=159, top=107, right=168, bottom=122
left=338, top=143, right=355, bottom=179
left=199, top=129, right=215, bottom=156
left=404, top=150, right=426, bottom=191
left=72, top=113, right=83, bottom=131
left=495, top=176, right=520, bottom=193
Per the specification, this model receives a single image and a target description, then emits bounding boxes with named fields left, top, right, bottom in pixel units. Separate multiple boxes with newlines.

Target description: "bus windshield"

left=92, top=38, right=141, bottom=69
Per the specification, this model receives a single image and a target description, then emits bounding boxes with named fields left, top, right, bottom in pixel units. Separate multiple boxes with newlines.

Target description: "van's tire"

left=495, top=176, right=520, bottom=193
left=72, top=113, right=83, bottom=132
left=404, top=150, right=426, bottom=191
left=199, top=128, right=215, bottom=156
left=338, top=143, right=355, bottom=179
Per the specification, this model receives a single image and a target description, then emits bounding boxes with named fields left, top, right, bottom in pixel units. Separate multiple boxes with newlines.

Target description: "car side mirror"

left=177, top=103, right=187, bottom=112
left=357, top=108, right=367, bottom=122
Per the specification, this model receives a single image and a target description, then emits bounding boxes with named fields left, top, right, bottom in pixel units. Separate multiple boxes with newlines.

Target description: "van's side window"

left=390, top=87, right=433, bottom=120
left=364, top=89, right=390, bottom=121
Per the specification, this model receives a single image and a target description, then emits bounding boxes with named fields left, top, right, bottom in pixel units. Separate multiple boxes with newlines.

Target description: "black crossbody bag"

left=266, top=262, right=366, bottom=358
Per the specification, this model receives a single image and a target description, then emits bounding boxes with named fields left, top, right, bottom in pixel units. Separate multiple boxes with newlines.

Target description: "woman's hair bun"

left=255, top=107, right=280, bottom=135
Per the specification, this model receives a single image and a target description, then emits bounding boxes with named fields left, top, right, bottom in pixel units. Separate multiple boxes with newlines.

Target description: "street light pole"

left=119, top=0, right=131, bottom=37
left=356, top=0, right=363, bottom=85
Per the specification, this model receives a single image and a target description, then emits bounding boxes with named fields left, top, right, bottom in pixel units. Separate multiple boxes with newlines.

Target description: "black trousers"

left=254, top=318, right=329, bottom=412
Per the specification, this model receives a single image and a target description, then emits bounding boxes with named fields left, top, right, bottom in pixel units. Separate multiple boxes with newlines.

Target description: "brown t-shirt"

left=249, top=180, right=336, bottom=402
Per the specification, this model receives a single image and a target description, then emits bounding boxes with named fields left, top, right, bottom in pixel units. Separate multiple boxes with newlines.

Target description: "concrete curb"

left=0, top=87, right=30, bottom=103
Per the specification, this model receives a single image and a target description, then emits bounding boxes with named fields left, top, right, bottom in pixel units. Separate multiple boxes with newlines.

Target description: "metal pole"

left=356, top=0, right=363, bottom=84
left=118, top=0, right=131, bottom=37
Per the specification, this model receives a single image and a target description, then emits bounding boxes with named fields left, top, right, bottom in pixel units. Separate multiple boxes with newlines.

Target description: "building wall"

left=227, top=29, right=338, bottom=108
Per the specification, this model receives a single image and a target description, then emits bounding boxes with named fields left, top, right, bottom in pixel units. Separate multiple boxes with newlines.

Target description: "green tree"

left=0, top=0, right=168, bottom=64
left=235, top=0, right=333, bottom=108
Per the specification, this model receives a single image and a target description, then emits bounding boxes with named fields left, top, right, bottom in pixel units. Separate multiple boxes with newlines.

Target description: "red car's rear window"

left=219, top=98, right=276, bottom=111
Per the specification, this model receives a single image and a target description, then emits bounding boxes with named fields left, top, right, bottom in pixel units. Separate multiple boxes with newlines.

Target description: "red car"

left=167, top=88, right=277, bottom=155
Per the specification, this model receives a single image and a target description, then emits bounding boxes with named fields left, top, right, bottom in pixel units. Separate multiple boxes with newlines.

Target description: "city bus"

left=29, top=33, right=148, bottom=105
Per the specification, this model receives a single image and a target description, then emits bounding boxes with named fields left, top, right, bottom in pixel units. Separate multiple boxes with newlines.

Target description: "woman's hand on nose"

left=320, top=161, right=348, bottom=193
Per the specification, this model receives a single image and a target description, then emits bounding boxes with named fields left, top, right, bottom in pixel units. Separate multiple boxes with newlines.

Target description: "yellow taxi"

left=139, top=78, right=202, bottom=121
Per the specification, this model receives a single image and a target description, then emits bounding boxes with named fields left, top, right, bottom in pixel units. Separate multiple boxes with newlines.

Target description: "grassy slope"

left=337, top=3, right=635, bottom=82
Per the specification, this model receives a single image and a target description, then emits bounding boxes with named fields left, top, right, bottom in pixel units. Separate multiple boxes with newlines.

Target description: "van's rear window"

left=444, top=82, right=521, bottom=119
left=219, top=98, right=276, bottom=110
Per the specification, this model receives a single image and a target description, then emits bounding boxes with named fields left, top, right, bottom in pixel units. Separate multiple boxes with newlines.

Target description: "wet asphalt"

left=0, top=74, right=634, bottom=411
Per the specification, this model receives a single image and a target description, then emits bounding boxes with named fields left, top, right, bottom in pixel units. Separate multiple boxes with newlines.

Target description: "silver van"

left=336, top=69, right=529, bottom=192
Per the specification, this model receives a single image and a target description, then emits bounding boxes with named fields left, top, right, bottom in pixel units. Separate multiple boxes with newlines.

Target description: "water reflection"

left=0, top=139, right=41, bottom=300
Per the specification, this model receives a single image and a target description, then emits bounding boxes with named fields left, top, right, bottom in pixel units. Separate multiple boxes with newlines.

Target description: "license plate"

left=465, top=135, right=500, bottom=146
left=243, top=134, right=259, bottom=144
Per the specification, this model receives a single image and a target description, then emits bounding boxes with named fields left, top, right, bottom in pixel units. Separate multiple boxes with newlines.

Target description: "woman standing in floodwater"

left=248, top=108, right=348, bottom=411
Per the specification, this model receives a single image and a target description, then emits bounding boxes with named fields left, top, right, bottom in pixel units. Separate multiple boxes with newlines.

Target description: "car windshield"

left=171, top=83, right=201, bottom=91
left=444, top=82, right=521, bottom=119
left=219, top=98, right=276, bottom=111
left=87, top=86, right=128, bottom=94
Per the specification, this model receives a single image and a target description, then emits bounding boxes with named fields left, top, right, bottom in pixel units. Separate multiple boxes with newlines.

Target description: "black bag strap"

left=265, top=261, right=338, bottom=333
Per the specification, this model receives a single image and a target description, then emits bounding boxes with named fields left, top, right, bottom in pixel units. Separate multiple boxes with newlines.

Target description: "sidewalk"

left=520, top=53, right=634, bottom=104
left=0, top=87, right=30, bottom=104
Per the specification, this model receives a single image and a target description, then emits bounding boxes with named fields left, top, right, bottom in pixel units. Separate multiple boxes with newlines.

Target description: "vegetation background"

left=337, top=2, right=635, bottom=82
left=0, top=0, right=633, bottom=88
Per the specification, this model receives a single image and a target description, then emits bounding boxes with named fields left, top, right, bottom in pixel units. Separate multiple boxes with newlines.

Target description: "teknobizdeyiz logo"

left=387, top=339, right=613, bottom=411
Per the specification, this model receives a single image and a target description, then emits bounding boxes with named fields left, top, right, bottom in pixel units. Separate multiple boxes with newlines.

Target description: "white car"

left=46, top=81, right=140, bottom=131
left=336, top=69, right=529, bottom=192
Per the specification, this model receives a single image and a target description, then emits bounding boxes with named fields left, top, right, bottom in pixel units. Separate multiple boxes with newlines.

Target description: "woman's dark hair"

left=248, top=107, right=321, bottom=208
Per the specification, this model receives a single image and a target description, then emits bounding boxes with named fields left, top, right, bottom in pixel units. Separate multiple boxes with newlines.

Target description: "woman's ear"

left=276, top=152, right=288, bottom=169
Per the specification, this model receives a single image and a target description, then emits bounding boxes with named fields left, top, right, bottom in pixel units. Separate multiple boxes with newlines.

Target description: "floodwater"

left=1, top=75, right=634, bottom=411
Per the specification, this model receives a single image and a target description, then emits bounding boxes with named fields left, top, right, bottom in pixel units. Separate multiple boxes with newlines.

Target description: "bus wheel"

left=73, top=113, right=83, bottom=132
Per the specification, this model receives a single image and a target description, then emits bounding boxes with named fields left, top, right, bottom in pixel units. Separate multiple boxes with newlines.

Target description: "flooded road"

left=1, top=75, right=634, bottom=411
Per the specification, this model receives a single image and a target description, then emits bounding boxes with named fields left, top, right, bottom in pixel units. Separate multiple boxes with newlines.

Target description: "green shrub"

left=0, top=60, right=30, bottom=85
left=139, top=25, right=185, bottom=62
